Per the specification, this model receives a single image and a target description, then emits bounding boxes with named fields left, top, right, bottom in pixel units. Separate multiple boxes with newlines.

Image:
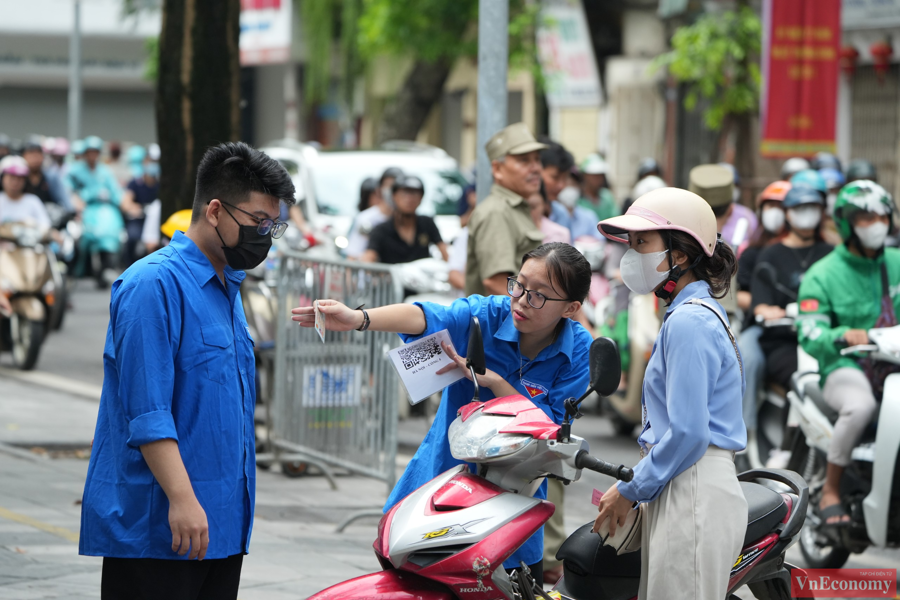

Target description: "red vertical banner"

left=760, top=0, right=841, bottom=158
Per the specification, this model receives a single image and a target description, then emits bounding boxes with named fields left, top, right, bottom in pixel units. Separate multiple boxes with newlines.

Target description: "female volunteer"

left=592, top=187, right=748, bottom=600
left=292, top=242, right=594, bottom=582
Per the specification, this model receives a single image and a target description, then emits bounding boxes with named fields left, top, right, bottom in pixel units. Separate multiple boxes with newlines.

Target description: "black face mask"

left=216, top=205, right=272, bottom=270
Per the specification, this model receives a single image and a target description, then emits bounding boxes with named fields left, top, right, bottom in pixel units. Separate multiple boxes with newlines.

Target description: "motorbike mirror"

left=467, top=316, right=486, bottom=375
left=589, top=337, right=621, bottom=397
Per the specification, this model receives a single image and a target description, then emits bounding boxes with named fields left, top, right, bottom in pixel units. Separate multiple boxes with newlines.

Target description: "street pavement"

left=0, top=282, right=898, bottom=599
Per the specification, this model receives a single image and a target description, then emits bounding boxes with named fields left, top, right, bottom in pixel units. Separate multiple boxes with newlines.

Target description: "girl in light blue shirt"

left=593, top=187, right=748, bottom=600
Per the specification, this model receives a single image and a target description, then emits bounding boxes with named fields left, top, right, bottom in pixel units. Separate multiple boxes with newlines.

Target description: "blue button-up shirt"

left=384, top=295, right=592, bottom=568
left=550, top=201, right=604, bottom=241
left=80, top=232, right=257, bottom=559
left=617, top=281, right=747, bottom=504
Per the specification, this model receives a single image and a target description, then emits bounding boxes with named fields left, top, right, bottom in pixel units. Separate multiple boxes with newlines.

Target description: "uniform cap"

left=688, top=164, right=734, bottom=208
left=485, top=122, right=548, bottom=162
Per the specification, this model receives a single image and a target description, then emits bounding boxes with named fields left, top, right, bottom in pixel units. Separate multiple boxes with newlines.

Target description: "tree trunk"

left=375, top=58, right=454, bottom=144
left=157, top=0, right=241, bottom=220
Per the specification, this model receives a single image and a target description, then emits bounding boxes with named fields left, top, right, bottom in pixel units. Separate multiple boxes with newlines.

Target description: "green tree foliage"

left=653, top=5, right=761, bottom=131
left=301, top=0, right=538, bottom=105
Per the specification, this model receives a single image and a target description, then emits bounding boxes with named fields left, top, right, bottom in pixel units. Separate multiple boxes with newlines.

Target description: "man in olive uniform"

left=466, top=123, right=547, bottom=296
left=689, top=164, right=741, bottom=324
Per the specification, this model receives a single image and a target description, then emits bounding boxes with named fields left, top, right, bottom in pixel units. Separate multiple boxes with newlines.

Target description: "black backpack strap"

left=684, top=298, right=744, bottom=380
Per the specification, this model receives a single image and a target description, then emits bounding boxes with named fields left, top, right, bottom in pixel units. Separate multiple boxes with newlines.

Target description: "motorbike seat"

left=741, top=482, right=788, bottom=547
left=804, top=381, right=838, bottom=423
left=556, top=523, right=642, bottom=600
left=557, top=522, right=642, bottom=577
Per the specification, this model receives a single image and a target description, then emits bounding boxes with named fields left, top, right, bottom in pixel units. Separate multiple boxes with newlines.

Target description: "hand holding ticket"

left=314, top=300, right=326, bottom=343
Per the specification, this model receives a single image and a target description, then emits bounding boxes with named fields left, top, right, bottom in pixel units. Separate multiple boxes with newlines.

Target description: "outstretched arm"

left=292, top=299, right=427, bottom=336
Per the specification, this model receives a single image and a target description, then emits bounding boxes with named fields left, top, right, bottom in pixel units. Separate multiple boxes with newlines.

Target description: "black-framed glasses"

left=507, top=277, right=572, bottom=309
left=221, top=201, right=288, bottom=239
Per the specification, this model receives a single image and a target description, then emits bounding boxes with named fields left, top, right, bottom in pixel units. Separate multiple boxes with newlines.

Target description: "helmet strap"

left=654, top=232, right=705, bottom=303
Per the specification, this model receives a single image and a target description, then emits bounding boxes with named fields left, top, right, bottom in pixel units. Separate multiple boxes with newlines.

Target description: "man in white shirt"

left=0, top=156, right=51, bottom=231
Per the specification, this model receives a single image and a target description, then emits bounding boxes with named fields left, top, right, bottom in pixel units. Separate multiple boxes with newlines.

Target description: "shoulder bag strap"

left=685, top=298, right=744, bottom=380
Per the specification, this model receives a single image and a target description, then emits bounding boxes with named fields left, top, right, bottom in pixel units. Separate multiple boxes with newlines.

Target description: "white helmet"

left=632, top=175, right=666, bottom=200
left=781, top=157, right=811, bottom=180
left=598, top=187, right=718, bottom=257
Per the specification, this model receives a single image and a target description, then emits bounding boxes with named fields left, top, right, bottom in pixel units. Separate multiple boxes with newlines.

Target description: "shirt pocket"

left=201, top=323, right=236, bottom=384
left=522, top=228, right=545, bottom=252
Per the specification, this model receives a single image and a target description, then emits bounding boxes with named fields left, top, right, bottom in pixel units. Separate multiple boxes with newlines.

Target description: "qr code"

left=398, top=338, right=443, bottom=371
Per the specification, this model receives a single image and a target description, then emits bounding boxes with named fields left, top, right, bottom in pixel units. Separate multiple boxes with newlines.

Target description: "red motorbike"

left=309, top=322, right=810, bottom=600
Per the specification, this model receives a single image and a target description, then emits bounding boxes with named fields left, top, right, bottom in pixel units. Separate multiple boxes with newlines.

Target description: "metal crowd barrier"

left=266, top=250, right=403, bottom=530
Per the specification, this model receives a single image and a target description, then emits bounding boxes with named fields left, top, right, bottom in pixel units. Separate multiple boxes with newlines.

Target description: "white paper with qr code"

left=388, top=329, right=465, bottom=405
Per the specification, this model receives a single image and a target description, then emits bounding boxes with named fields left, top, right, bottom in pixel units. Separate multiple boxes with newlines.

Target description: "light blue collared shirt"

left=550, top=201, right=604, bottom=240
left=617, top=281, right=747, bottom=504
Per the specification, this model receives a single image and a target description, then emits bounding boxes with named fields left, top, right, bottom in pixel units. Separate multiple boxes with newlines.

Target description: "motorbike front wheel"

left=10, top=314, right=45, bottom=370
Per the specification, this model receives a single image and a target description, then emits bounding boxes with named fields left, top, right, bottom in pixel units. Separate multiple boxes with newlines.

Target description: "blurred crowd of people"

left=0, top=133, right=161, bottom=287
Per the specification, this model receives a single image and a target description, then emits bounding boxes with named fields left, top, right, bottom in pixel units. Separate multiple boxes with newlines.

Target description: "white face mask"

left=557, top=186, right=580, bottom=209
left=381, top=186, right=393, bottom=208
left=787, top=206, right=821, bottom=230
left=761, top=207, right=785, bottom=233
left=854, top=221, right=890, bottom=250
left=620, top=248, right=670, bottom=295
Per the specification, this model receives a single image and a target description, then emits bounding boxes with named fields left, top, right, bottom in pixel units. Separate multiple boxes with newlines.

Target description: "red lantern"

left=870, top=41, right=893, bottom=82
left=840, top=45, right=860, bottom=77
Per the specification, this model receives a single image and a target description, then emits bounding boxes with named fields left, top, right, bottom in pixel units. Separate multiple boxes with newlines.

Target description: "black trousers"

left=101, top=554, right=243, bottom=600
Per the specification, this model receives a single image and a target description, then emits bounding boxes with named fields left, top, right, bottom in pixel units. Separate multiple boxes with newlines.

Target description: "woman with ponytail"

left=591, top=187, right=748, bottom=600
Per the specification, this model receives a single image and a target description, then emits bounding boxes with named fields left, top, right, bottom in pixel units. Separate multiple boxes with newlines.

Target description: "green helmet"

left=833, top=180, right=894, bottom=241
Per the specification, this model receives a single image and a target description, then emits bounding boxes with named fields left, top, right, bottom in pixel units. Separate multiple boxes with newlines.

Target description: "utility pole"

left=68, top=0, right=83, bottom=143
left=475, top=0, right=509, bottom=202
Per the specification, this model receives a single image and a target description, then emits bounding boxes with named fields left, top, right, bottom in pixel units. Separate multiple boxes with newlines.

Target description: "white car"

left=263, top=140, right=468, bottom=253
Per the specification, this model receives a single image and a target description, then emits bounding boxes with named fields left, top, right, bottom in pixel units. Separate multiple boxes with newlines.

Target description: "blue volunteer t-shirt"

left=384, top=294, right=592, bottom=568
left=79, top=232, right=257, bottom=559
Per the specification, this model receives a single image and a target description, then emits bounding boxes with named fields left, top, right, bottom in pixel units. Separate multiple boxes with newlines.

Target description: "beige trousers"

left=543, top=478, right=566, bottom=569
left=638, top=447, right=747, bottom=600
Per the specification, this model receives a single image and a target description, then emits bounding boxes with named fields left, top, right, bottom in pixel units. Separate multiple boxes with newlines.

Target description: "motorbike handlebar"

left=575, top=450, right=634, bottom=482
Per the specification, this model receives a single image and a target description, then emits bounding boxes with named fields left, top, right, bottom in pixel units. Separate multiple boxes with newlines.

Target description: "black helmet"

left=637, top=157, right=661, bottom=180
left=379, top=167, right=404, bottom=186
left=846, top=159, right=877, bottom=183
left=392, top=175, right=424, bottom=194
left=810, top=151, right=842, bottom=173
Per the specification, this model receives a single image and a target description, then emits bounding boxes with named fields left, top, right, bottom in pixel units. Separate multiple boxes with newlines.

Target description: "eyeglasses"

left=221, top=201, right=288, bottom=239
left=507, top=277, right=572, bottom=309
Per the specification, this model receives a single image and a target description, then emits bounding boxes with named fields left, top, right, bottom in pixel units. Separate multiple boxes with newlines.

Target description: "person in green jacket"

left=797, top=180, right=899, bottom=527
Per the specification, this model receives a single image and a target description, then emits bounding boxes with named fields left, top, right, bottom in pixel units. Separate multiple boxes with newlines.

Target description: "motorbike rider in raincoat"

left=65, top=135, right=124, bottom=288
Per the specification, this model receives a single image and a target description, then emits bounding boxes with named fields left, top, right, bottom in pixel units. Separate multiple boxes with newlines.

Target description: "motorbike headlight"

left=448, top=411, right=531, bottom=461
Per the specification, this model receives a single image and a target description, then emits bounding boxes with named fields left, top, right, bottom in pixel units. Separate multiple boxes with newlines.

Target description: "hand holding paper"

left=388, top=330, right=466, bottom=405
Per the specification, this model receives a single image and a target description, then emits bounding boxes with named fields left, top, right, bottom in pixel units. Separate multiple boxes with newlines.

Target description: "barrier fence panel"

left=271, top=250, right=403, bottom=492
